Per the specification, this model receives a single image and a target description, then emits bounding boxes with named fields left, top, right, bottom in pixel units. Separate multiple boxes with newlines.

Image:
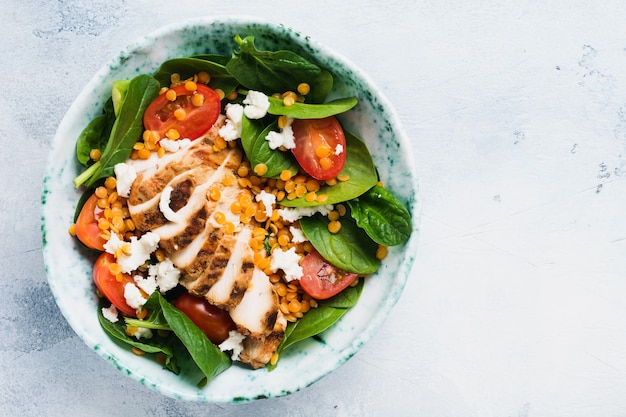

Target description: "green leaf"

left=75, top=98, right=115, bottom=167
left=280, top=129, right=378, bottom=207
left=267, top=96, right=358, bottom=119
left=299, top=214, right=380, bottom=274
left=152, top=292, right=231, bottom=384
left=111, top=79, right=130, bottom=117
left=348, top=185, right=412, bottom=246
left=97, top=299, right=180, bottom=374
left=153, top=57, right=239, bottom=95
left=240, top=116, right=299, bottom=178
left=74, top=74, right=160, bottom=188
left=270, top=280, right=363, bottom=369
left=226, top=35, right=322, bottom=96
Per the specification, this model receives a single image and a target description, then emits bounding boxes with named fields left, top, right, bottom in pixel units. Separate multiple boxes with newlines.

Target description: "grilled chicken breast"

left=127, top=124, right=285, bottom=368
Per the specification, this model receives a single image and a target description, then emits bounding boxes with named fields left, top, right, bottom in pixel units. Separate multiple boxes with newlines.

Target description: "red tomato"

left=299, top=250, right=358, bottom=300
left=76, top=193, right=107, bottom=251
left=143, top=84, right=221, bottom=141
left=93, top=252, right=138, bottom=317
left=291, top=116, right=347, bottom=180
left=173, top=292, right=235, bottom=344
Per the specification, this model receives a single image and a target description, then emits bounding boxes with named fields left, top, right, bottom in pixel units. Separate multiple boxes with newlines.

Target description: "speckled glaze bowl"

left=41, top=16, right=419, bottom=402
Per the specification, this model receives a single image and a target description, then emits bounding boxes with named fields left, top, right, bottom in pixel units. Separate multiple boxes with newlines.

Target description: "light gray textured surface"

left=4, top=1, right=626, bottom=416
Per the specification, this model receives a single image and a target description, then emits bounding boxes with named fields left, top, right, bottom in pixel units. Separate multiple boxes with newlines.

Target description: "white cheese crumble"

left=128, top=326, right=153, bottom=340
left=104, top=232, right=160, bottom=273
left=101, top=304, right=119, bottom=323
left=255, top=190, right=276, bottom=218
left=270, top=247, right=303, bottom=282
left=218, top=330, right=246, bottom=361
left=114, top=162, right=137, bottom=198
left=335, top=143, right=344, bottom=155
left=159, top=185, right=179, bottom=222
left=278, top=205, right=334, bottom=222
left=242, top=90, right=270, bottom=119
left=289, top=226, right=307, bottom=243
left=219, top=103, right=244, bottom=141
left=148, top=258, right=181, bottom=293
left=159, top=138, right=191, bottom=153
left=133, top=274, right=157, bottom=295
left=123, top=283, right=147, bottom=310
left=265, top=117, right=295, bottom=150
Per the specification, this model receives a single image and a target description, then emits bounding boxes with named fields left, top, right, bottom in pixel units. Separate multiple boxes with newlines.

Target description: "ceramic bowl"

left=41, top=16, right=419, bottom=403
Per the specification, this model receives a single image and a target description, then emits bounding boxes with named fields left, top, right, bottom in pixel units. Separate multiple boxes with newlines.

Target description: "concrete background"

left=3, top=1, right=626, bottom=416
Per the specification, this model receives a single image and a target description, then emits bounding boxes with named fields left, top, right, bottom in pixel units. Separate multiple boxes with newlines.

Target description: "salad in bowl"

left=42, top=17, right=419, bottom=402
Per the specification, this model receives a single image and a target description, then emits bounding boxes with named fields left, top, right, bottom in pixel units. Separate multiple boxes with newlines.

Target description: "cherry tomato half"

left=173, top=292, right=235, bottom=344
left=143, top=84, right=221, bottom=141
left=93, top=252, right=138, bottom=317
left=299, top=249, right=358, bottom=300
left=291, top=116, right=347, bottom=180
left=76, top=193, right=107, bottom=251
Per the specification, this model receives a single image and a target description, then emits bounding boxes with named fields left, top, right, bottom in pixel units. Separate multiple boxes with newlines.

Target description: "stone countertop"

left=3, top=1, right=626, bottom=416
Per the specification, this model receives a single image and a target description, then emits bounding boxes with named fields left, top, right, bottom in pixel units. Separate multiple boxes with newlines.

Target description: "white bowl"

left=41, top=16, right=420, bottom=403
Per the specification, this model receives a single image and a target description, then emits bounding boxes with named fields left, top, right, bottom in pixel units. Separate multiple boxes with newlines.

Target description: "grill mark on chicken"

left=127, top=126, right=285, bottom=368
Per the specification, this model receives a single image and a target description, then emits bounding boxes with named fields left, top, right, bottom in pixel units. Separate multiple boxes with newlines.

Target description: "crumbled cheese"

left=101, top=304, right=119, bottom=323
left=289, top=226, right=307, bottom=243
left=148, top=258, right=181, bottom=294
left=104, top=232, right=160, bottom=273
left=255, top=190, right=276, bottom=218
left=242, top=90, right=270, bottom=119
left=114, top=162, right=137, bottom=198
left=265, top=117, right=295, bottom=150
left=160, top=138, right=191, bottom=153
left=128, top=326, right=153, bottom=340
left=123, top=283, right=147, bottom=310
left=218, top=103, right=244, bottom=141
left=159, top=185, right=179, bottom=222
left=278, top=205, right=334, bottom=222
left=134, top=274, right=157, bottom=295
left=270, top=247, right=304, bottom=282
left=218, top=329, right=246, bottom=361
left=335, top=143, right=344, bottom=155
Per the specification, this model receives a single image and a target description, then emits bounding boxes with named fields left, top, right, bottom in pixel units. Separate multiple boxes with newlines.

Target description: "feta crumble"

left=114, top=162, right=137, bottom=198
left=218, top=330, right=246, bottom=361
left=255, top=190, right=276, bottom=218
left=265, top=117, right=295, bottom=150
left=128, top=326, right=153, bottom=340
left=101, top=304, right=119, bottom=323
left=270, top=247, right=303, bottom=282
left=148, top=258, right=181, bottom=293
left=133, top=274, right=157, bottom=295
left=104, top=232, right=160, bottom=273
left=159, top=138, right=191, bottom=153
left=335, top=143, right=344, bottom=155
left=219, top=103, right=244, bottom=141
left=289, top=226, right=307, bottom=243
left=278, top=205, right=334, bottom=222
left=123, top=283, right=147, bottom=310
left=242, top=90, right=270, bottom=119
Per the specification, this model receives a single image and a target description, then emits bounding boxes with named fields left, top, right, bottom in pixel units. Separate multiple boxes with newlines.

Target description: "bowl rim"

left=41, top=15, right=420, bottom=403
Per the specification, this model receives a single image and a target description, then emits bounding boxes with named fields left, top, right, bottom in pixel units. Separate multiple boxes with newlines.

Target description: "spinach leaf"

left=75, top=98, right=115, bottom=167
left=307, top=67, right=334, bottom=104
left=267, top=96, right=357, bottom=119
left=240, top=116, right=299, bottom=178
left=111, top=79, right=130, bottom=117
left=280, top=130, right=378, bottom=207
left=153, top=57, right=239, bottom=95
left=74, top=74, right=160, bottom=188
left=299, top=213, right=380, bottom=274
left=97, top=299, right=180, bottom=374
left=226, top=35, right=322, bottom=96
left=348, top=185, right=412, bottom=246
left=151, top=292, right=231, bottom=384
left=270, top=280, right=363, bottom=368
left=191, top=53, right=232, bottom=66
